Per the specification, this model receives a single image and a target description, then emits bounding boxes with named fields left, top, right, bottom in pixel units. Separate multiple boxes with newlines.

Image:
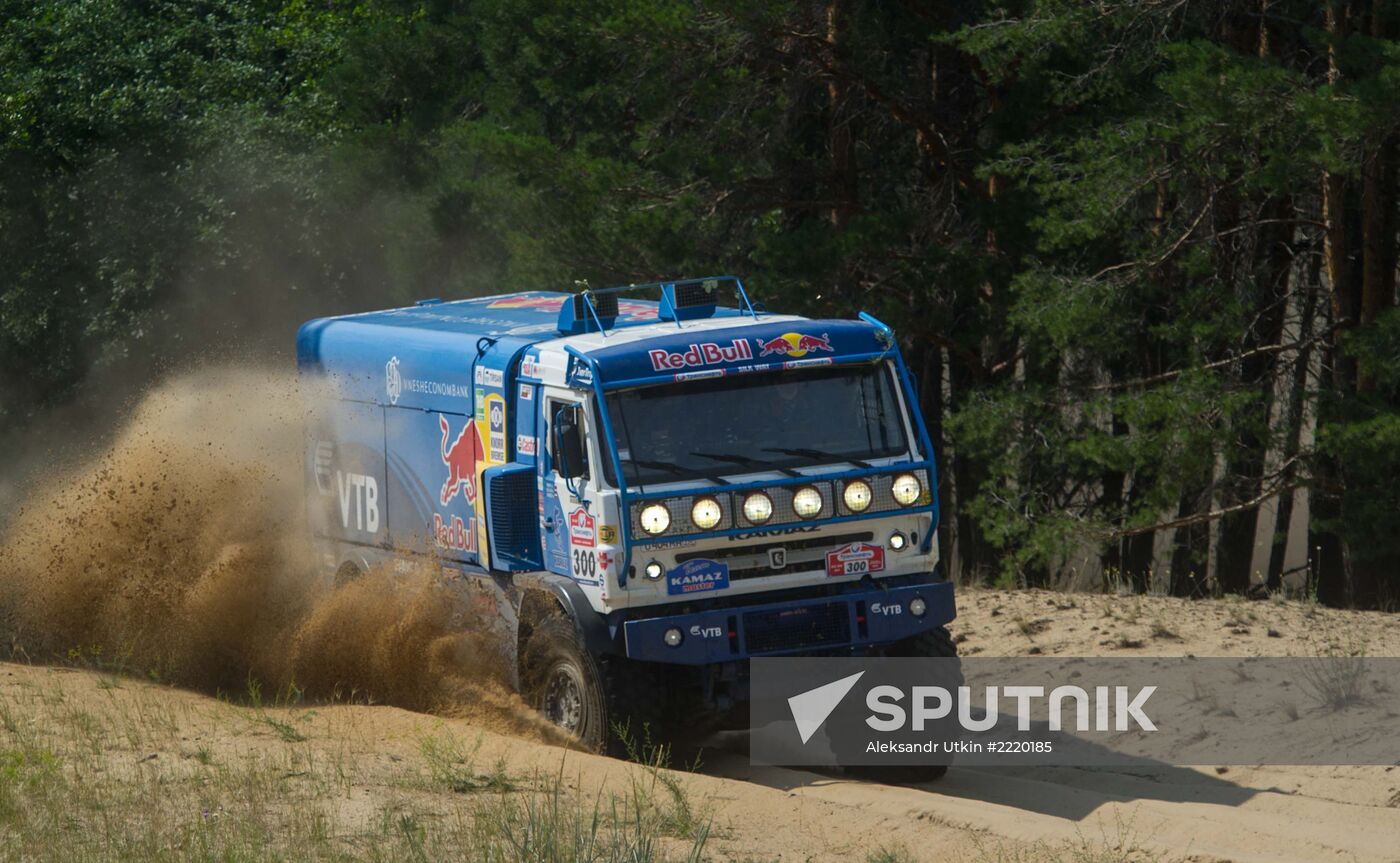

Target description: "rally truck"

left=296, top=276, right=957, bottom=756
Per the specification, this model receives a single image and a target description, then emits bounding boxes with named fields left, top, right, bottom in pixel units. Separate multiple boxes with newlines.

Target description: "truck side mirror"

left=553, top=405, right=586, bottom=480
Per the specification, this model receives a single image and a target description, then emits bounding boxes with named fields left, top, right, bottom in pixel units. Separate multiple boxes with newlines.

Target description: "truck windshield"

left=604, top=364, right=910, bottom=487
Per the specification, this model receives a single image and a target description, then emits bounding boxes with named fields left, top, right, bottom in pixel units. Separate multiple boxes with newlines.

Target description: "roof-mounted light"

left=658, top=280, right=718, bottom=323
left=556, top=291, right=618, bottom=336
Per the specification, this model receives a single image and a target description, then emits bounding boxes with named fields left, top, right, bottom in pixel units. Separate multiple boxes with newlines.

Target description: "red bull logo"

left=486, top=293, right=657, bottom=320
left=648, top=338, right=754, bottom=371
left=756, top=332, right=834, bottom=358
left=439, top=414, right=483, bottom=506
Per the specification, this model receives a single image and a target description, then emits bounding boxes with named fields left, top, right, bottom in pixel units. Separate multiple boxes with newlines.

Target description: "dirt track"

left=6, top=588, right=1398, bottom=862
left=3, top=370, right=1398, bottom=860
left=696, top=589, right=1400, bottom=862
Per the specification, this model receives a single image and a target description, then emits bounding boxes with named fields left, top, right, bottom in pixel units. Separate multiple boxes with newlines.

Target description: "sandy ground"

left=703, top=588, right=1400, bottom=862
left=5, top=587, right=1399, bottom=862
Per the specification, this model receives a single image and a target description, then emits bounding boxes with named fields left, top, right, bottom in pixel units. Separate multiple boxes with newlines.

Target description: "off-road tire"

left=521, top=615, right=613, bottom=752
left=849, top=625, right=961, bottom=784
left=520, top=614, right=658, bottom=757
left=885, top=624, right=959, bottom=660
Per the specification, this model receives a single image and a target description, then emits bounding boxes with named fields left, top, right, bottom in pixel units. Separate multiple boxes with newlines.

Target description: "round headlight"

left=644, top=561, right=663, bottom=579
left=891, top=473, right=922, bottom=506
left=742, top=491, right=774, bottom=525
left=663, top=628, right=684, bottom=647
left=640, top=503, right=671, bottom=535
left=792, top=486, right=824, bottom=519
left=888, top=531, right=908, bottom=551
left=909, top=597, right=927, bottom=617
left=691, top=496, right=722, bottom=530
left=843, top=480, right=873, bottom=513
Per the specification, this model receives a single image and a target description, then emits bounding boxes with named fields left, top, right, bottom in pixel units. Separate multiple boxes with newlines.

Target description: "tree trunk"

left=1281, top=268, right=1326, bottom=596
left=1358, top=110, right=1396, bottom=392
left=1247, top=221, right=1302, bottom=589
left=1323, top=1, right=1354, bottom=391
left=825, top=0, right=858, bottom=233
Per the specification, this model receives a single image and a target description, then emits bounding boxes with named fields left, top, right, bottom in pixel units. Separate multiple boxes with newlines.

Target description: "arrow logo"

left=788, top=671, right=865, bottom=744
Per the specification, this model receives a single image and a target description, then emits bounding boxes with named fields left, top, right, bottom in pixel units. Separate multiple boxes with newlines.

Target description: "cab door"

left=538, top=389, right=605, bottom=585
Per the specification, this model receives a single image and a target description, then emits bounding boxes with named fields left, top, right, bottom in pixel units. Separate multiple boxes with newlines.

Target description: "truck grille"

left=677, top=532, right=873, bottom=582
left=743, top=602, right=851, bottom=654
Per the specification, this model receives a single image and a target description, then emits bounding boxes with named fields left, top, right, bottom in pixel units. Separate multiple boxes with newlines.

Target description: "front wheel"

left=521, top=615, right=612, bottom=751
left=848, top=625, right=960, bottom=784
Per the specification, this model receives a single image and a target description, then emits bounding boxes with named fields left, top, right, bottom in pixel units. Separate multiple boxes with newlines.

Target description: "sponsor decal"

left=597, top=551, right=613, bottom=571
left=645, top=538, right=697, bottom=550
left=666, top=558, right=730, bottom=596
left=689, top=624, right=725, bottom=639
left=784, top=357, right=833, bottom=369
left=485, top=394, right=506, bottom=464
left=403, top=377, right=472, bottom=399
left=385, top=356, right=402, bottom=405
left=516, top=434, right=536, bottom=456
left=474, top=366, right=504, bottom=388
left=729, top=525, right=819, bottom=542
left=439, top=414, right=483, bottom=506
left=313, top=440, right=335, bottom=494
left=568, top=507, right=596, bottom=548
left=386, top=357, right=473, bottom=403
left=434, top=513, right=476, bottom=551
left=598, top=524, right=618, bottom=544
left=674, top=369, right=725, bottom=382
left=648, top=339, right=753, bottom=372
left=567, top=357, right=593, bottom=387
left=336, top=471, right=380, bottom=533
left=755, top=332, right=834, bottom=359
left=519, top=382, right=534, bottom=401
left=825, top=541, right=885, bottom=577
left=488, top=295, right=565, bottom=311
left=869, top=601, right=902, bottom=616
left=520, top=354, right=541, bottom=378
left=486, top=294, right=659, bottom=321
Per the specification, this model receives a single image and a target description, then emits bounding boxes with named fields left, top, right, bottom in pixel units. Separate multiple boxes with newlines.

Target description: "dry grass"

left=0, top=670, right=708, bottom=862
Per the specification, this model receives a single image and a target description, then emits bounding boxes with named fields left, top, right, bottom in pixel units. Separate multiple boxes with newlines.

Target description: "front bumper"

left=622, top=578, right=955, bottom=665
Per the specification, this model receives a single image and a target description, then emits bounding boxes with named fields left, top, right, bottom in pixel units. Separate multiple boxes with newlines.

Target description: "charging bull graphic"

left=439, top=414, right=484, bottom=506
left=756, top=332, right=833, bottom=358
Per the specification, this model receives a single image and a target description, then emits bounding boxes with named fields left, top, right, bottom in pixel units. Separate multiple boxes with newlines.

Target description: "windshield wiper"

left=628, top=458, right=728, bottom=486
left=761, top=446, right=873, bottom=469
left=689, top=451, right=802, bottom=478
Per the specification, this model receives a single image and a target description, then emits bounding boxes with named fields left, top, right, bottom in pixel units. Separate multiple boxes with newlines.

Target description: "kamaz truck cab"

left=296, top=277, right=956, bottom=754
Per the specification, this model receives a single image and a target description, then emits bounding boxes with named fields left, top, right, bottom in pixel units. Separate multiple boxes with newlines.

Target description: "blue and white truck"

left=296, top=277, right=956, bottom=756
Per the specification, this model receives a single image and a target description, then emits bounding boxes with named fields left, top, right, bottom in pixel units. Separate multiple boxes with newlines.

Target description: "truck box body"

left=296, top=281, right=954, bottom=675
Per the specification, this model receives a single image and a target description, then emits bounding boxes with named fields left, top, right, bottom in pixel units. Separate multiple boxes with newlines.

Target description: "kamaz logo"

left=729, top=526, right=819, bottom=542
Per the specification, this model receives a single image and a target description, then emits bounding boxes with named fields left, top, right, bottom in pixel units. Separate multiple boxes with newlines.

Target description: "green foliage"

left=3, top=0, right=1399, bottom=601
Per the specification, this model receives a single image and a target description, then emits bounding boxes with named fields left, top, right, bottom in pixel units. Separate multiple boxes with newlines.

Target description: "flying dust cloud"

left=0, top=366, right=556, bottom=741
